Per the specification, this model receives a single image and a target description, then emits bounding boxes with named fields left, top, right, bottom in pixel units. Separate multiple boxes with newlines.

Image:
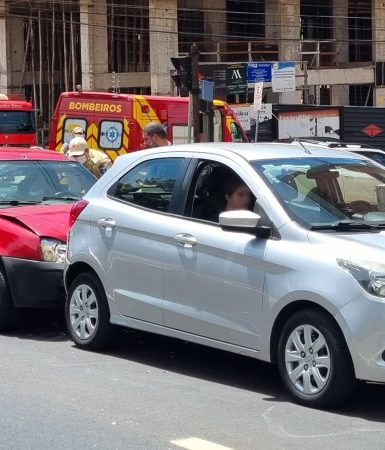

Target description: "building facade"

left=0, top=0, right=384, bottom=125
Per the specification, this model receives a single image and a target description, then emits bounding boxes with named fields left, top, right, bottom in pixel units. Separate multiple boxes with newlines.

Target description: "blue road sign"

left=247, top=63, right=272, bottom=83
left=199, top=79, right=214, bottom=102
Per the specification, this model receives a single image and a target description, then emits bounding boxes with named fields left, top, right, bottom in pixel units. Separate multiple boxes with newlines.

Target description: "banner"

left=272, top=62, right=296, bottom=93
left=227, top=63, right=248, bottom=95
left=277, top=108, right=340, bottom=139
left=247, top=63, right=272, bottom=83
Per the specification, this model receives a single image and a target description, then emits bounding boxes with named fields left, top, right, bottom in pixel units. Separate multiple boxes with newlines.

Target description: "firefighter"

left=60, top=126, right=86, bottom=154
left=67, top=137, right=112, bottom=179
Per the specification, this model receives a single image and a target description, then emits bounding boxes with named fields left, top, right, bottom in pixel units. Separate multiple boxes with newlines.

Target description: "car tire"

left=65, top=272, right=116, bottom=350
left=0, top=270, right=18, bottom=332
left=278, top=308, right=356, bottom=408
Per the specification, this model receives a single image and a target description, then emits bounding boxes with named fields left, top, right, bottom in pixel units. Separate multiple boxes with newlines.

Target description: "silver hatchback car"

left=65, top=143, right=385, bottom=407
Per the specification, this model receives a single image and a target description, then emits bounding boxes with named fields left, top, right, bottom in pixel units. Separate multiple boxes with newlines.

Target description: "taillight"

left=69, top=200, right=89, bottom=227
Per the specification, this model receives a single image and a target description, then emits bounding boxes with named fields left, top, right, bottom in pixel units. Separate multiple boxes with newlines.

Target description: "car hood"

left=337, top=232, right=385, bottom=251
left=308, top=228, right=385, bottom=263
left=0, top=204, right=73, bottom=242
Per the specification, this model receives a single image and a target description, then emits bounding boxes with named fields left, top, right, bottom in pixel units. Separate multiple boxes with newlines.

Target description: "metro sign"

left=362, top=124, right=383, bottom=138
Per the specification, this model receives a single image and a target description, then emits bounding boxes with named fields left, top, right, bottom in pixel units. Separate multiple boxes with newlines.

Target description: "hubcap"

left=69, top=284, right=99, bottom=340
left=285, top=324, right=331, bottom=395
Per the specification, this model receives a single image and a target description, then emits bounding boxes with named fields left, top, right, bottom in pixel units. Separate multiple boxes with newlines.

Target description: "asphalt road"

left=0, top=310, right=384, bottom=450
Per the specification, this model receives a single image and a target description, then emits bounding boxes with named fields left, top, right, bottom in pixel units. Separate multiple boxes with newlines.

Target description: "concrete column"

left=331, top=0, right=349, bottom=105
left=278, top=0, right=301, bottom=104
left=0, top=0, right=8, bottom=93
left=331, top=85, right=349, bottom=106
left=265, top=0, right=280, bottom=41
left=149, top=0, right=178, bottom=95
left=204, top=0, right=226, bottom=40
left=333, top=0, right=349, bottom=65
left=373, top=0, right=385, bottom=106
left=79, top=0, right=108, bottom=91
left=8, top=16, right=24, bottom=91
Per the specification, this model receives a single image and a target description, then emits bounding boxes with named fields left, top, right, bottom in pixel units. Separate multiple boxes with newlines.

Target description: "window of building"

left=107, top=0, right=150, bottom=73
left=178, top=8, right=204, bottom=55
left=348, top=0, right=372, bottom=62
left=226, top=0, right=265, bottom=39
left=349, top=85, right=373, bottom=106
left=301, top=0, right=332, bottom=40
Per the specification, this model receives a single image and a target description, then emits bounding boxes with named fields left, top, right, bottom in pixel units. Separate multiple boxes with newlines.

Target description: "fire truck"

left=0, top=95, right=36, bottom=147
left=49, top=91, right=248, bottom=160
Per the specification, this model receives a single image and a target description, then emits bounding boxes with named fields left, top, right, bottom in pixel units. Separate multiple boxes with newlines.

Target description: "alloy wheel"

left=284, top=324, right=331, bottom=395
left=69, top=284, right=99, bottom=340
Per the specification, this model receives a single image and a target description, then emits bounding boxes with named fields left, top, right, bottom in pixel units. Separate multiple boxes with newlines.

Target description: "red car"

left=0, top=147, right=96, bottom=330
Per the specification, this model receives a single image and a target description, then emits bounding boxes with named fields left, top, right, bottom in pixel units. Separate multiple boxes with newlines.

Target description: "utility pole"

left=190, top=44, right=200, bottom=143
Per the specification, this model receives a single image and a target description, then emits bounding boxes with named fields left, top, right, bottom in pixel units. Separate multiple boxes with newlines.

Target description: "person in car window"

left=67, top=137, right=112, bottom=179
left=205, top=176, right=252, bottom=222
left=142, top=122, right=171, bottom=148
left=222, top=176, right=252, bottom=212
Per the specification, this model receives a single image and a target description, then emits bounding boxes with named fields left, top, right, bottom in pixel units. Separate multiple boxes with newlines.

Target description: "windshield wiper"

left=0, top=200, right=42, bottom=206
left=42, top=196, right=80, bottom=202
left=310, top=220, right=380, bottom=231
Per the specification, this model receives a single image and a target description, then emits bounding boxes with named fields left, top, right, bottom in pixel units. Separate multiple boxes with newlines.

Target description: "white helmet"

left=68, top=137, right=88, bottom=157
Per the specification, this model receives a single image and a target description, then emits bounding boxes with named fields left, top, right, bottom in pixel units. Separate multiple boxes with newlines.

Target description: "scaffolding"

left=8, top=1, right=81, bottom=142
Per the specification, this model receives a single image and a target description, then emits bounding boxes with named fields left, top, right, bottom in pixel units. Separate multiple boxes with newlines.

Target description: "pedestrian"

left=67, top=137, right=112, bottom=179
left=60, top=126, right=86, bottom=154
left=142, top=122, right=170, bottom=148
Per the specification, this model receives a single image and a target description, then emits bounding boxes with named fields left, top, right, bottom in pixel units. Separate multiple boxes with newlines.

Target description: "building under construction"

left=0, top=0, right=384, bottom=132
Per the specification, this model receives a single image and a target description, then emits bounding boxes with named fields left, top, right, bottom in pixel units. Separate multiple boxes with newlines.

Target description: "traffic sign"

left=253, top=82, right=264, bottom=112
left=199, top=80, right=214, bottom=102
left=247, top=63, right=272, bottom=83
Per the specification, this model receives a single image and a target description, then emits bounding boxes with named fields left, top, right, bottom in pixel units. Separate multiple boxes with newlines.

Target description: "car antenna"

left=293, top=137, right=312, bottom=155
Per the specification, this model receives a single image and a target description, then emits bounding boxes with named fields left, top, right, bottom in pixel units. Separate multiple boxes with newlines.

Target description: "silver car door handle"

left=97, top=218, right=116, bottom=229
left=174, top=233, right=197, bottom=248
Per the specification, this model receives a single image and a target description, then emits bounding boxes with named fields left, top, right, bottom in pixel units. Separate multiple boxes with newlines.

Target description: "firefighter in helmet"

left=67, top=137, right=112, bottom=179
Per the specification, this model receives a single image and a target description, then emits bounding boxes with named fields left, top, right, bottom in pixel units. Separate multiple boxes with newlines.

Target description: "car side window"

left=187, top=161, right=256, bottom=223
left=111, top=157, right=185, bottom=213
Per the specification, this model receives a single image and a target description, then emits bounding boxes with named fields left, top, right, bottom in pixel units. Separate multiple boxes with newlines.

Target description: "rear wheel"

left=278, top=308, right=356, bottom=408
left=0, top=270, right=18, bottom=332
left=65, top=272, right=115, bottom=350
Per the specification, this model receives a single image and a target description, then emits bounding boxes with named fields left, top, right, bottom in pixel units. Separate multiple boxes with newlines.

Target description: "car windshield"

left=0, top=111, right=36, bottom=133
left=353, top=151, right=385, bottom=167
left=252, top=157, right=385, bottom=229
left=0, top=160, right=96, bottom=204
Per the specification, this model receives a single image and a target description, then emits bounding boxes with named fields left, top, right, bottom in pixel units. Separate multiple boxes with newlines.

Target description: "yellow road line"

left=171, top=437, right=235, bottom=450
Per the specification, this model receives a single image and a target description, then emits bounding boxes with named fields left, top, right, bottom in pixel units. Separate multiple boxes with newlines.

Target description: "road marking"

left=171, top=437, right=235, bottom=450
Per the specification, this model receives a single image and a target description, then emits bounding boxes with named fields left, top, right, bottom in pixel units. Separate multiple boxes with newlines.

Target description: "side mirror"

left=219, top=210, right=261, bottom=233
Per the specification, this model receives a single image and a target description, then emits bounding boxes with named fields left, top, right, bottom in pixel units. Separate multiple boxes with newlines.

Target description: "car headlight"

left=337, top=258, right=385, bottom=297
left=40, top=239, right=67, bottom=263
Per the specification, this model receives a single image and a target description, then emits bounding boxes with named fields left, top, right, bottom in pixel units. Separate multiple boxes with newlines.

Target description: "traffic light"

left=171, top=56, right=192, bottom=96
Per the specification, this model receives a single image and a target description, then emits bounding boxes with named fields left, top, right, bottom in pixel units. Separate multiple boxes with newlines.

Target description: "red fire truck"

left=0, top=95, right=36, bottom=147
left=49, top=91, right=248, bottom=160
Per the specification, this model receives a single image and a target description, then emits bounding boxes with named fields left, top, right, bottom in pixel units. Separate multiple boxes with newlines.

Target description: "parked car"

left=65, top=142, right=385, bottom=407
left=0, top=147, right=96, bottom=330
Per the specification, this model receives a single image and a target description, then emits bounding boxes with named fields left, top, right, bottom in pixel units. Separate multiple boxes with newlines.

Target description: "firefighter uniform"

left=67, top=137, right=112, bottom=179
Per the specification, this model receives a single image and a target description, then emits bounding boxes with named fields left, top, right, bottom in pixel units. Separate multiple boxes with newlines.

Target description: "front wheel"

left=65, top=272, right=115, bottom=350
left=278, top=308, right=356, bottom=408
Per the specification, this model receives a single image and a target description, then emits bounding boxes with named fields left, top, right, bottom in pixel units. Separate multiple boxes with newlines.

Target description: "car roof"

left=347, top=147, right=385, bottom=154
left=0, top=148, right=68, bottom=161
left=161, top=142, right=369, bottom=162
